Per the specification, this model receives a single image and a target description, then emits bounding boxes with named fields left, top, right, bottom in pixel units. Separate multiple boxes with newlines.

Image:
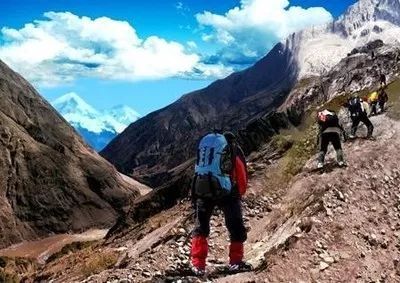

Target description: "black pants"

left=379, top=101, right=386, bottom=112
left=370, top=102, right=378, bottom=116
left=351, top=114, right=374, bottom=137
left=318, top=132, right=343, bottom=163
left=192, top=196, right=247, bottom=242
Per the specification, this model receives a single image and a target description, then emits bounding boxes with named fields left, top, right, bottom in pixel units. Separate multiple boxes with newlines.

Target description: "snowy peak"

left=104, top=105, right=141, bottom=131
left=338, top=0, right=400, bottom=36
left=289, top=0, right=400, bottom=78
left=52, top=93, right=139, bottom=134
left=51, top=93, right=140, bottom=150
left=52, top=92, right=97, bottom=116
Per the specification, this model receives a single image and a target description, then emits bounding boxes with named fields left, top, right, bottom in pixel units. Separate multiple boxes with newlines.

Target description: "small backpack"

left=348, top=97, right=364, bottom=117
left=317, top=110, right=339, bottom=128
left=193, top=133, right=233, bottom=198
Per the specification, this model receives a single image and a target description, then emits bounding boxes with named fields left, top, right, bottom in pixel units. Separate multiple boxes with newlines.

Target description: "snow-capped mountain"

left=104, top=105, right=141, bottom=131
left=288, top=0, right=400, bottom=78
left=52, top=92, right=140, bottom=151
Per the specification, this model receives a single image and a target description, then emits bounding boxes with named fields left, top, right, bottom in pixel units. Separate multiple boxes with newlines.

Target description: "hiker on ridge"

left=379, top=71, right=387, bottom=88
left=317, top=110, right=347, bottom=169
left=190, top=131, right=251, bottom=276
left=345, top=96, right=374, bottom=139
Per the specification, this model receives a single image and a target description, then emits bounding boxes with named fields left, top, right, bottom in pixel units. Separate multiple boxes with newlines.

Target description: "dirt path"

left=0, top=229, right=108, bottom=264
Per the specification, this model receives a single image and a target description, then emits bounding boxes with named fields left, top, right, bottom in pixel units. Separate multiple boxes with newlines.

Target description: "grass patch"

left=281, top=124, right=319, bottom=179
left=270, top=134, right=294, bottom=154
left=0, top=256, right=37, bottom=283
left=80, top=251, right=118, bottom=278
left=385, top=79, right=400, bottom=120
left=0, top=270, right=19, bottom=283
left=46, top=241, right=97, bottom=263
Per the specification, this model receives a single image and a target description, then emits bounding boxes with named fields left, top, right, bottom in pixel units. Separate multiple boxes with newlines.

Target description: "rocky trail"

left=59, top=110, right=400, bottom=283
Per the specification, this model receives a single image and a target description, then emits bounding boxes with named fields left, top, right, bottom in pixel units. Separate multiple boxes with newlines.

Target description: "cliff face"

left=0, top=60, right=144, bottom=249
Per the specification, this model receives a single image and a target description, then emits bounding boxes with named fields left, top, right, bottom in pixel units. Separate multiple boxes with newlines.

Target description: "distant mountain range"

left=52, top=93, right=140, bottom=151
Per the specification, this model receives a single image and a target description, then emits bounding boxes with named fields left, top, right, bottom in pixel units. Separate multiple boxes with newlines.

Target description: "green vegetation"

left=282, top=124, right=319, bottom=179
left=0, top=270, right=19, bottom=283
left=46, top=241, right=97, bottom=263
left=0, top=256, right=37, bottom=283
left=270, top=134, right=294, bottom=154
left=80, top=251, right=118, bottom=277
left=386, top=79, right=400, bottom=120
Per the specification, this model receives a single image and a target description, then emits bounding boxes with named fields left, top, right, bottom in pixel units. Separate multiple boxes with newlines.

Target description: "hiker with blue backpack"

left=190, top=131, right=251, bottom=276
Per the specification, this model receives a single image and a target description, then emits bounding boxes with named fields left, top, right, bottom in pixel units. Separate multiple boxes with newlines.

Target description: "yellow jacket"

left=369, top=91, right=378, bottom=103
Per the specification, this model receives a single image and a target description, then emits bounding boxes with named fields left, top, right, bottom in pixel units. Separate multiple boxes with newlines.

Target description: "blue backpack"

left=194, top=133, right=233, bottom=198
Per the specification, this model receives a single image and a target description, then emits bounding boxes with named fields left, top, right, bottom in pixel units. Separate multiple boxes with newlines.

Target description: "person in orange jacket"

left=190, top=131, right=251, bottom=276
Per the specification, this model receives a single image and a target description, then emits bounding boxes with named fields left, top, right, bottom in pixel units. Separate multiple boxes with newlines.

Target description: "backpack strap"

left=208, top=147, right=215, bottom=165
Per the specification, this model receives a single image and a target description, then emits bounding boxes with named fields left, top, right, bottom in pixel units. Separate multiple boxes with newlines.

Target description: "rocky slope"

left=0, top=60, right=147, bottom=249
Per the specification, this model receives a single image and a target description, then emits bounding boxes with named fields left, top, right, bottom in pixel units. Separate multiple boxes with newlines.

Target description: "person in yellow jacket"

left=368, top=91, right=379, bottom=116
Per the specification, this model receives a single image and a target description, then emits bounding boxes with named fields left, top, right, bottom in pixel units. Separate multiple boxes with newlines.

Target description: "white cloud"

left=187, top=41, right=197, bottom=49
left=0, top=12, right=227, bottom=86
left=196, top=0, right=333, bottom=65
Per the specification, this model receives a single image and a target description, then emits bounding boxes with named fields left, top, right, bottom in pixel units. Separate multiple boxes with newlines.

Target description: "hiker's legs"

left=318, top=133, right=330, bottom=164
left=220, top=196, right=247, bottom=264
left=379, top=101, right=386, bottom=112
left=351, top=117, right=361, bottom=136
left=191, top=198, right=214, bottom=269
left=361, top=114, right=374, bottom=138
left=330, top=133, right=344, bottom=163
left=371, top=102, right=377, bottom=116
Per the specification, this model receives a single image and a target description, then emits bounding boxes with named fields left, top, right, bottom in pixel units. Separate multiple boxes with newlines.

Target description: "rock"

left=323, top=256, right=335, bottom=264
left=319, top=261, right=330, bottom=271
left=368, top=234, right=379, bottom=246
left=142, top=271, right=151, bottom=277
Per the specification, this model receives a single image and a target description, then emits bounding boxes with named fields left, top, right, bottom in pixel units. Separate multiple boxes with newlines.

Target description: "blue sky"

left=0, top=0, right=356, bottom=115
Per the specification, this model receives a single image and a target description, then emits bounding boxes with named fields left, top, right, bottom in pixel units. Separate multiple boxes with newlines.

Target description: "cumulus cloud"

left=196, top=0, right=333, bottom=66
left=0, top=12, right=230, bottom=86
